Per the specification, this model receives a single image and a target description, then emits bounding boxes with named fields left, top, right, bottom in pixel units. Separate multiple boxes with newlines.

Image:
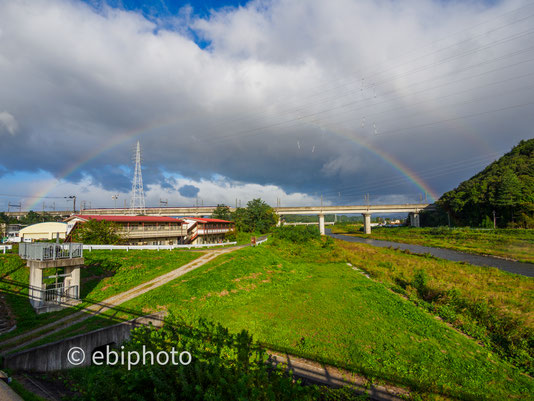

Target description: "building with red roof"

left=181, top=217, right=235, bottom=244
left=65, top=215, right=191, bottom=245
left=64, top=215, right=235, bottom=245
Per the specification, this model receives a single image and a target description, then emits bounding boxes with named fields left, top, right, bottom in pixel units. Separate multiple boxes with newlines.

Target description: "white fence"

left=83, top=242, right=237, bottom=251
left=0, top=244, right=12, bottom=254
left=255, top=237, right=268, bottom=246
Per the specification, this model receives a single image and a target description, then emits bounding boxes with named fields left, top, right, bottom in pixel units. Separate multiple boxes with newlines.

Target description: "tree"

left=438, top=138, right=534, bottom=227
left=230, top=199, right=278, bottom=233
left=495, top=169, right=522, bottom=207
left=244, top=199, right=278, bottom=233
left=72, top=219, right=124, bottom=244
left=211, top=204, right=231, bottom=221
left=231, top=207, right=250, bottom=232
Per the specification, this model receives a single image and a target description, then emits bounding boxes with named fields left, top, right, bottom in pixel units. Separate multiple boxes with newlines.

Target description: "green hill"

left=438, top=138, right=534, bottom=228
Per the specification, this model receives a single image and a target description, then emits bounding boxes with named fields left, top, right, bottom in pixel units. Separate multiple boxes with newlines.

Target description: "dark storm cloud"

left=178, top=184, right=200, bottom=198
left=0, top=0, right=533, bottom=205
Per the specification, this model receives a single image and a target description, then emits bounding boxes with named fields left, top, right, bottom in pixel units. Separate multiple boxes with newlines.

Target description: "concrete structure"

left=79, top=203, right=434, bottom=234
left=363, top=214, right=372, bottom=234
left=19, top=243, right=84, bottom=313
left=19, top=222, right=68, bottom=241
left=275, top=204, right=433, bottom=235
left=6, top=203, right=434, bottom=236
left=3, top=211, right=71, bottom=220
left=283, top=221, right=335, bottom=226
left=3, top=313, right=165, bottom=372
left=408, top=212, right=421, bottom=228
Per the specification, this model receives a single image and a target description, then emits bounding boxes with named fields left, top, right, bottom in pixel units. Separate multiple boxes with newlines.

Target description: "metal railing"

left=43, top=283, right=79, bottom=304
left=19, top=242, right=83, bottom=261
left=44, top=282, right=64, bottom=303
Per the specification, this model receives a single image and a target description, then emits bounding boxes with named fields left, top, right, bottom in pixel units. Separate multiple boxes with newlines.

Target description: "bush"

left=411, top=269, right=428, bottom=298
left=273, top=226, right=321, bottom=243
left=66, top=316, right=352, bottom=400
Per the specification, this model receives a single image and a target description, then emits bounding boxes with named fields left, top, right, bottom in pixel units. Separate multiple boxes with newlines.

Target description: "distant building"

left=2, top=224, right=26, bottom=243
left=182, top=218, right=235, bottom=244
left=19, top=222, right=68, bottom=241
left=65, top=215, right=190, bottom=245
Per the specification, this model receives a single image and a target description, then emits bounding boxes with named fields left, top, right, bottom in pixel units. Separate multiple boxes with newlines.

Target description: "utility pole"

left=112, top=194, right=119, bottom=209
left=65, top=196, right=76, bottom=214
left=493, top=210, right=496, bottom=229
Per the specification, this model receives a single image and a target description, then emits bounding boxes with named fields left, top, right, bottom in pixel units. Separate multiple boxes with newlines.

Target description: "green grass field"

left=0, top=250, right=201, bottom=343
left=331, top=225, right=534, bottom=263
left=46, top=239, right=533, bottom=400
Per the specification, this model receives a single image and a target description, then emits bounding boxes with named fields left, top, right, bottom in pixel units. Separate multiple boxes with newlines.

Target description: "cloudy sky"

left=0, top=0, right=533, bottom=211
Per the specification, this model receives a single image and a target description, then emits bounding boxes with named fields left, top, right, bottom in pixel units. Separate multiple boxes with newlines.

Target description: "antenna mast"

left=130, top=141, right=146, bottom=215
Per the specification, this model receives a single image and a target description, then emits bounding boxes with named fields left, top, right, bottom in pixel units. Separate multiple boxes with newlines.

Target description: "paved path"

left=0, top=245, right=246, bottom=355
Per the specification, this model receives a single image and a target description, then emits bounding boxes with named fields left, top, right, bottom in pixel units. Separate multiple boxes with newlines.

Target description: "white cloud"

left=0, top=0, right=532, bottom=208
left=0, top=111, right=18, bottom=136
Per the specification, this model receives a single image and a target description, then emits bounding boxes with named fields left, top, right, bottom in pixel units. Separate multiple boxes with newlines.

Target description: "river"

left=327, top=230, right=534, bottom=277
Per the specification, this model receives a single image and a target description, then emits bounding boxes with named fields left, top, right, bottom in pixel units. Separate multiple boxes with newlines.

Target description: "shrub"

left=273, top=226, right=321, bottom=243
left=411, top=269, right=428, bottom=298
left=66, top=316, right=352, bottom=400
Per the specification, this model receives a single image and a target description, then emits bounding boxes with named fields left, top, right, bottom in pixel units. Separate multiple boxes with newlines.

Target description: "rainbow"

left=305, top=119, right=440, bottom=202
left=28, top=115, right=444, bottom=209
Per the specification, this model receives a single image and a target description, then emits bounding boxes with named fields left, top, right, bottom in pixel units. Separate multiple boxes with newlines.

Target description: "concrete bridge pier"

left=319, top=214, right=325, bottom=235
left=409, top=212, right=420, bottom=227
left=362, top=213, right=372, bottom=234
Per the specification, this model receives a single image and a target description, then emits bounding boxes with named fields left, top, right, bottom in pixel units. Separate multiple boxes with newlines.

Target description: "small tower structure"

left=130, top=141, right=146, bottom=215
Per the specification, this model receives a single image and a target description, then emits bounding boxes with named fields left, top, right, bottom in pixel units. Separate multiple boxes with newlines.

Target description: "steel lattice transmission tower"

left=130, top=141, right=146, bottom=215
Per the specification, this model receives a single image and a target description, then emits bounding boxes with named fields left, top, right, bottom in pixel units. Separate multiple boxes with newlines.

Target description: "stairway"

left=0, top=295, right=15, bottom=335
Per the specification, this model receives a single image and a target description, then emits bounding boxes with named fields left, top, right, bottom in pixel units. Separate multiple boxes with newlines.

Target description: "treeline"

left=436, top=138, right=534, bottom=228
left=0, top=210, right=62, bottom=226
left=212, top=199, right=277, bottom=234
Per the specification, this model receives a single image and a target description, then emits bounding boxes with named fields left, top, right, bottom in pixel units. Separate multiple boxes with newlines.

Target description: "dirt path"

left=268, top=351, right=409, bottom=401
left=1, top=245, right=247, bottom=355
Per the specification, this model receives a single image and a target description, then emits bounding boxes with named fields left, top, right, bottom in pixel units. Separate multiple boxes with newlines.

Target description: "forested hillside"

left=438, top=138, right=534, bottom=228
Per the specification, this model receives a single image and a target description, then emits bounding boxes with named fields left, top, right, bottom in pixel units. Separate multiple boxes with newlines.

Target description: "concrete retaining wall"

left=3, top=313, right=165, bottom=372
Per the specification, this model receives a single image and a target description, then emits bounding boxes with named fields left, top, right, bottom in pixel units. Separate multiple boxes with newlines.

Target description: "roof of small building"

left=68, top=215, right=183, bottom=223
left=19, top=222, right=67, bottom=233
left=185, top=217, right=233, bottom=224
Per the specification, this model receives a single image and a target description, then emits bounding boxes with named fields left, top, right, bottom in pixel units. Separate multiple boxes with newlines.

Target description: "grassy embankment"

left=331, top=225, right=534, bottom=263
left=0, top=250, right=201, bottom=344
left=41, top=235, right=534, bottom=400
